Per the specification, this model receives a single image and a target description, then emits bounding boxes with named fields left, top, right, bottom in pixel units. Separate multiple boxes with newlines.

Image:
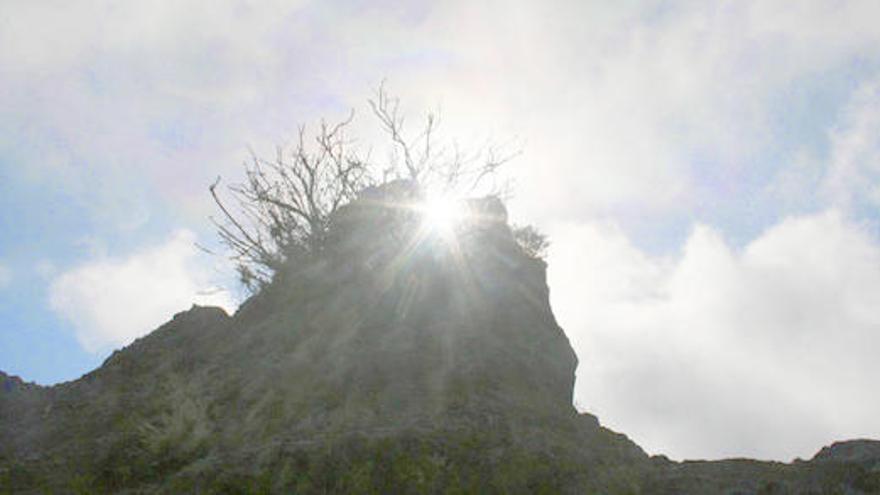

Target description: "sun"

left=421, top=195, right=465, bottom=237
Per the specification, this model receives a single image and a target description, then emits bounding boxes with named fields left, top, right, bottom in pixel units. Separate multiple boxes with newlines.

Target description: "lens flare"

left=422, top=196, right=464, bottom=237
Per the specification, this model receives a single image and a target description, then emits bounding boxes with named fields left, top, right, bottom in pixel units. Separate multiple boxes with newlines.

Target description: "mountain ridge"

left=2, top=187, right=878, bottom=493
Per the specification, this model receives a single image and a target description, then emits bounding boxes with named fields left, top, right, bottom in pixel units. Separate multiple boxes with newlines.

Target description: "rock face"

left=814, top=440, right=880, bottom=465
left=1, top=188, right=879, bottom=494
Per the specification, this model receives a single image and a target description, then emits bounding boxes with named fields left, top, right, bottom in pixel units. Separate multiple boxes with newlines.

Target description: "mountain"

left=2, top=184, right=878, bottom=494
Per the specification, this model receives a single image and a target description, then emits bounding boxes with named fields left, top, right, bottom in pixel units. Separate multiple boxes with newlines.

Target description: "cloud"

left=824, top=77, right=880, bottom=209
left=0, top=0, right=317, bottom=224
left=5, top=0, right=880, bottom=228
left=549, top=210, right=880, bottom=461
left=392, top=0, right=880, bottom=224
left=49, top=230, right=235, bottom=353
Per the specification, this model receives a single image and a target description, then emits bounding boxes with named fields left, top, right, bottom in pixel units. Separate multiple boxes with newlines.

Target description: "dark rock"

left=812, top=439, right=880, bottom=465
left=0, top=194, right=876, bottom=494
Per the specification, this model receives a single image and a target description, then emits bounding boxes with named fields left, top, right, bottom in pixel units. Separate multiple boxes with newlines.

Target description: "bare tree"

left=368, top=82, right=518, bottom=196
left=211, top=85, right=519, bottom=291
left=210, top=112, right=372, bottom=290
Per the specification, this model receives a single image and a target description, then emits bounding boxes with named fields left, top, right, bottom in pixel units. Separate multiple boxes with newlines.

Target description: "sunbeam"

left=421, top=196, right=466, bottom=238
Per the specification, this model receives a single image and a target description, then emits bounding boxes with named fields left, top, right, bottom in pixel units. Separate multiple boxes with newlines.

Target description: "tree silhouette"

left=211, top=85, right=532, bottom=291
left=210, top=111, right=370, bottom=290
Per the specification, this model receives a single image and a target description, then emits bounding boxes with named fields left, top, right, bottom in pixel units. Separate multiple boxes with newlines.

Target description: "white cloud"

left=824, top=78, right=880, bottom=209
left=0, top=0, right=315, bottom=223
left=549, top=210, right=880, bottom=461
left=317, top=0, right=880, bottom=225
left=49, top=230, right=235, bottom=353
left=5, top=0, right=880, bottom=227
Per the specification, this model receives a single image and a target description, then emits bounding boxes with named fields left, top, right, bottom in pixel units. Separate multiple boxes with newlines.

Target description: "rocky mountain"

left=2, top=186, right=878, bottom=494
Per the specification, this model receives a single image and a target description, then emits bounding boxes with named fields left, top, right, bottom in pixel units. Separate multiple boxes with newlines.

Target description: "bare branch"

left=211, top=84, right=517, bottom=292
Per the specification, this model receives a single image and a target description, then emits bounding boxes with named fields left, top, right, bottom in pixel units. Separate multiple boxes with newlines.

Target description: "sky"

left=2, top=0, right=880, bottom=462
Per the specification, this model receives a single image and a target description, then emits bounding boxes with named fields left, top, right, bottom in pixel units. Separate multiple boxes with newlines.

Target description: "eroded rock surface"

left=1, top=189, right=877, bottom=493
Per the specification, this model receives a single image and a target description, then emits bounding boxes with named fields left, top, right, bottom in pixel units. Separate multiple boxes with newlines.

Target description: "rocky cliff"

left=2, top=187, right=878, bottom=494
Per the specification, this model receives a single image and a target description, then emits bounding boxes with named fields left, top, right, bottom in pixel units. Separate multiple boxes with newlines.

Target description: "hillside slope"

left=2, top=186, right=878, bottom=494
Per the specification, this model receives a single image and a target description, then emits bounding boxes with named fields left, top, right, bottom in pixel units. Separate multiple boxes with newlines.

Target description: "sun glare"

left=422, top=196, right=465, bottom=236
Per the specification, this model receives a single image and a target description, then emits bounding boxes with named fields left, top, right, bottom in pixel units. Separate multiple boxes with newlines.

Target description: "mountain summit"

left=2, top=185, right=878, bottom=493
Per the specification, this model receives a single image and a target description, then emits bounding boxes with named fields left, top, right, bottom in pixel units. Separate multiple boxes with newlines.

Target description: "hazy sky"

left=2, top=0, right=880, bottom=462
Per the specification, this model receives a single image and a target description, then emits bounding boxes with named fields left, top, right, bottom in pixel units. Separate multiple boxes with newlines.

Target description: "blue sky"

left=2, top=0, right=880, bottom=461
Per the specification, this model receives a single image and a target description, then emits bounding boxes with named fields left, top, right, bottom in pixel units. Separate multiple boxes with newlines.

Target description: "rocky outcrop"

left=813, top=440, right=880, bottom=466
left=0, top=372, right=39, bottom=394
left=1, top=190, right=877, bottom=493
left=644, top=439, right=880, bottom=495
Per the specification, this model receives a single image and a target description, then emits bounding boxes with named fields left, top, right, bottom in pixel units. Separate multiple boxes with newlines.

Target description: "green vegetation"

left=56, top=430, right=618, bottom=494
